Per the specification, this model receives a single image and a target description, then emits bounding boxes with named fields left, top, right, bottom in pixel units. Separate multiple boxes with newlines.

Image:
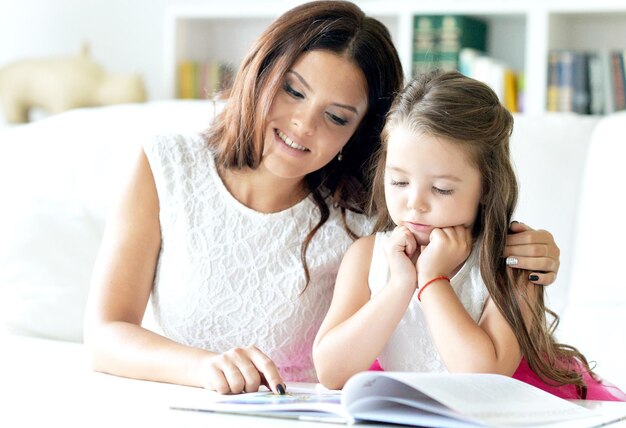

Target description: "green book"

left=412, top=15, right=442, bottom=77
left=438, top=15, right=487, bottom=72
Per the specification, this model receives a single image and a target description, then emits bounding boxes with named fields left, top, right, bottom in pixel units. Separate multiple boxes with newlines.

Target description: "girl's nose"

left=408, top=188, right=429, bottom=213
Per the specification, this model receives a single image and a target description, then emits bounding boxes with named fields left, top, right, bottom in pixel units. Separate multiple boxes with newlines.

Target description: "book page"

left=171, top=387, right=352, bottom=423
left=344, top=372, right=598, bottom=427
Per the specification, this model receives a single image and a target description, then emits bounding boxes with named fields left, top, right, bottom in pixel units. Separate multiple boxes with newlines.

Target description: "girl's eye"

left=433, top=186, right=453, bottom=195
left=284, top=82, right=304, bottom=99
left=390, top=179, right=408, bottom=187
left=327, top=112, right=348, bottom=126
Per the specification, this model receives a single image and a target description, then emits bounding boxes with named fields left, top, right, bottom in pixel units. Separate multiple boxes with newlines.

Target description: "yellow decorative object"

left=0, top=45, right=146, bottom=123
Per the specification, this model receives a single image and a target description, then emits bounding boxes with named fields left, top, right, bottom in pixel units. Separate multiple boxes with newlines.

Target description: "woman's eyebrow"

left=288, top=70, right=360, bottom=114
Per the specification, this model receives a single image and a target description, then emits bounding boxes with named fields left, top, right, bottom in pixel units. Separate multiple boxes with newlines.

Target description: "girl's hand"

left=200, top=345, right=285, bottom=394
left=384, top=226, right=420, bottom=291
left=504, top=221, right=560, bottom=286
left=417, top=225, right=472, bottom=285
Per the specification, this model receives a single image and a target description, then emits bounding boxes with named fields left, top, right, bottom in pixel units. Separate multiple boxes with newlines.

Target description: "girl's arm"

left=84, top=149, right=283, bottom=394
left=505, top=222, right=560, bottom=286
left=418, top=226, right=531, bottom=375
left=313, top=227, right=419, bottom=389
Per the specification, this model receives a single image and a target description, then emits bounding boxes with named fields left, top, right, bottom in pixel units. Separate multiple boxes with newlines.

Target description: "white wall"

left=0, top=0, right=187, bottom=101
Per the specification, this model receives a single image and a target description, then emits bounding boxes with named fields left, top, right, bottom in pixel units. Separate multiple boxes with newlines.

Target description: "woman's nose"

left=292, top=106, right=317, bottom=136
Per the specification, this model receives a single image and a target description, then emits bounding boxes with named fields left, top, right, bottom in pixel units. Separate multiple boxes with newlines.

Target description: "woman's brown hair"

left=205, top=1, right=403, bottom=287
left=370, top=70, right=594, bottom=397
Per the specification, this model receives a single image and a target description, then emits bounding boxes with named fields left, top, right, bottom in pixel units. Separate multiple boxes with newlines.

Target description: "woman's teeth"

left=277, top=130, right=308, bottom=151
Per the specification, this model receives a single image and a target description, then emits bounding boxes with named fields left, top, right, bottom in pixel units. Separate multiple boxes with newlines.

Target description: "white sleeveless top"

left=368, top=231, right=489, bottom=372
left=144, top=133, right=372, bottom=382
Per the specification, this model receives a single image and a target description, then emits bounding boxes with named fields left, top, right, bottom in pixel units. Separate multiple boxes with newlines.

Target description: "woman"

left=84, top=1, right=560, bottom=395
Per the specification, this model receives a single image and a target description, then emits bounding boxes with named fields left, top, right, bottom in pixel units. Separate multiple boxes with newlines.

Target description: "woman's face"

left=261, top=50, right=368, bottom=179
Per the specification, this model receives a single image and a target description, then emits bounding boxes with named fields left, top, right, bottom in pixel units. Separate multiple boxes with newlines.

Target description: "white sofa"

left=0, top=102, right=624, bottom=394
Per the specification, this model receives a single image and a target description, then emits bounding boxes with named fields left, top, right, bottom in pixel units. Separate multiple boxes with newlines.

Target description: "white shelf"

left=163, top=0, right=626, bottom=115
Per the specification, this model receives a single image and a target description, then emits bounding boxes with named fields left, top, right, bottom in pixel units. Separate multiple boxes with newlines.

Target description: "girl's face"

left=261, top=50, right=368, bottom=179
left=384, top=127, right=483, bottom=246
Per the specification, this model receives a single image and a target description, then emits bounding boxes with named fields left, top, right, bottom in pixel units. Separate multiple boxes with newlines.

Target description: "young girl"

left=313, top=70, right=626, bottom=401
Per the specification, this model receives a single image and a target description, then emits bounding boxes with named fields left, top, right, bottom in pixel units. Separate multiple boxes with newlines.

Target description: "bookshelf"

left=163, top=0, right=626, bottom=115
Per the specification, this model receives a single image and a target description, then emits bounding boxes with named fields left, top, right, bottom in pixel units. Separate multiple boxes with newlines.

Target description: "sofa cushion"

left=0, top=100, right=214, bottom=341
left=559, top=111, right=626, bottom=391
left=509, top=113, right=599, bottom=314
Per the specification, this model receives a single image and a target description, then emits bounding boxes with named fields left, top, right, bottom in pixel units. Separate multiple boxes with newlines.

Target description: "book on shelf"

left=547, top=48, right=626, bottom=115
left=177, top=60, right=234, bottom=99
left=459, top=48, right=520, bottom=113
left=171, top=371, right=617, bottom=427
left=412, top=15, right=487, bottom=78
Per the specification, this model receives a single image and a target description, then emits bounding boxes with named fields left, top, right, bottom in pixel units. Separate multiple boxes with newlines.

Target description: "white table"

left=2, top=333, right=625, bottom=427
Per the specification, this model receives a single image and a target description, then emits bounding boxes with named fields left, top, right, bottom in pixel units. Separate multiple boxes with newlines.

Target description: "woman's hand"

left=200, top=345, right=285, bottom=394
left=417, top=225, right=472, bottom=285
left=384, top=226, right=420, bottom=290
left=504, top=221, right=560, bottom=286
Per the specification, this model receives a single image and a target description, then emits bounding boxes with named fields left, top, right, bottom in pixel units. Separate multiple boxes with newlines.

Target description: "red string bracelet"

left=417, top=276, right=450, bottom=302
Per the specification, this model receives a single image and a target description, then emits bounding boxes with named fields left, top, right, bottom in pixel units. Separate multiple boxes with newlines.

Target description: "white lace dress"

left=143, top=133, right=372, bottom=382
left=368, top=231, right=489, bottom=372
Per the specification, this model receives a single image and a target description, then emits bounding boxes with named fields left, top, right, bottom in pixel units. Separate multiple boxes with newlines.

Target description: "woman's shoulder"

left=143, top=132, right=207, bottom=157
left=143, top=132, right=215, bottom=172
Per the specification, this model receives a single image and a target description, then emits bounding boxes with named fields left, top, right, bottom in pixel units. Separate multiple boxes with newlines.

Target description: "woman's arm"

left=84, top=149, right=284, bottom=394
left=505, top=222, right=560, bottom=285
left=313, top=228, right=419, bottom=389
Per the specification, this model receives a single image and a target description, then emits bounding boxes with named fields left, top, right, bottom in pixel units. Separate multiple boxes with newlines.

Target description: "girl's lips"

left=405, top=222, right=432, bottom=233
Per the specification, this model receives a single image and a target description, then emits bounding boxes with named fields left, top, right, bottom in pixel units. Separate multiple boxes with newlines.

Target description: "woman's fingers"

left=246, top=346, right=285, bottom=395
left=207, top=346, right=284, bottom=394
left=505, top=222, right=560, bottom=283
left=527, top=270, right=557, bottom=286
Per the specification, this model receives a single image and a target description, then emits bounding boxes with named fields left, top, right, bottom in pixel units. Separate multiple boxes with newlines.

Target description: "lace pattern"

left=144, top=133, right=373, bottom=382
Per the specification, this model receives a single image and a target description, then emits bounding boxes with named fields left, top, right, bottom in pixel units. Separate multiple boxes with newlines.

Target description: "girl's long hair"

left=370, top=70, right=593, bottom=397
left=205, top=1, right=403, bottom=288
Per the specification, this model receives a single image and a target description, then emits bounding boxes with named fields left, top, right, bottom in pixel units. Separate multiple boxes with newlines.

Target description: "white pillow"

left=559, top=112, right=626, bottom=391
left=0, top=100, right=215, bottom=341
left=510, top=113, right=599, bottom=313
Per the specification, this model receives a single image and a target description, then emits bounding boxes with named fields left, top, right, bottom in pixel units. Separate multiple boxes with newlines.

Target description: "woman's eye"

left=284, top=82, right=304, bottom=99
left=433, top=186, right=453, bottom=195
left=327, top=112, right=348, bottom=126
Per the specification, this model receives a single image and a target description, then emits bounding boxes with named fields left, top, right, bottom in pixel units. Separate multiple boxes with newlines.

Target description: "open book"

left=171, top=371, right=624, bottom=427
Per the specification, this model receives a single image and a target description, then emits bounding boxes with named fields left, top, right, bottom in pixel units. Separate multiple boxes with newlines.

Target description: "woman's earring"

left=337, top=150, right=343, bottom=162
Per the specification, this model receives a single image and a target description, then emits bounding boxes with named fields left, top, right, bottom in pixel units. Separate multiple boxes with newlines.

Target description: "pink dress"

left=370, top=358, right=626, bottom=401
left=512, top=357, right=626, bottom=401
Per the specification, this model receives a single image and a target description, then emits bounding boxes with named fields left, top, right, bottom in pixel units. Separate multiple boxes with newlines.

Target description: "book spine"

left=546, top=50, right=560, bottom=112
left=438, top=15, right=487, bottom=72
left=587, top=52, right=605, bottom=115
left=571, top=52, right=590, bottom=115
left=412, top=15, right=440, bottom=77
left=558, top=50, right=574, bottom=112
left=611, top=52, right=626, bottom=111
left=599, top=50, right=615, bottom=114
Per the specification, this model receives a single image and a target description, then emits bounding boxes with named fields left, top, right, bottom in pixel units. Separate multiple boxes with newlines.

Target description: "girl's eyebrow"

left=386, top=164, right=462, bottom=182
left=287, top=70, right=360, bottom=114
